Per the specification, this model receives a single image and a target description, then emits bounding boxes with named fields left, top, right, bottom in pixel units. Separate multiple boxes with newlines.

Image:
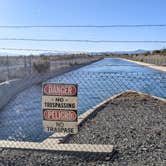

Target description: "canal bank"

left=0, top=58, right=101, bottom=110
left=121, top=58, right=166, bottom=72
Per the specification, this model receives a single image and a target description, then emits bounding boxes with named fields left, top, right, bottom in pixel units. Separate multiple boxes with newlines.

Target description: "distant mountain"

left=86, top=49, right=150, bottom=56
left=129, top=49, right=150, bottom=54
left=40, top=52, right=69, bottom=56
left=0, top=52, right=19, bottom=56
left=109, top=49, right=149, bottom=55
left=0, top=49, right=150, bottom=56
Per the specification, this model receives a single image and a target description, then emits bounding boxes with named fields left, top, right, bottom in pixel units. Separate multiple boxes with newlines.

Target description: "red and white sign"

left=43, top=110, right=77, bottom=121
left=42, top=83, right=78, bottom=134
left=43, top=84, right=77, bottom=96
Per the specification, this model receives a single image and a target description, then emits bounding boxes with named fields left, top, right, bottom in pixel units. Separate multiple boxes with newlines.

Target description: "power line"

left=0, top=24, right=166, bottom=28
left=0, top=47, right=65, bottom=52
left=0, top=38, right=166, bottom=43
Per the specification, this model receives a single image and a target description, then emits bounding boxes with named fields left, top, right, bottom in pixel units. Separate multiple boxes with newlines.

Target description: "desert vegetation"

left=0, top=53, right=100, bottom=81
left=122, top=50, right=166, bottom=66
left=101, top=49, right=166, bottom=66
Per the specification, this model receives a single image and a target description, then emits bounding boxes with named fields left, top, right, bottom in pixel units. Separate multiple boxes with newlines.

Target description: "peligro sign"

left=43, top=110, right=77, bottom=121
left=42, top=83, right=78, bottom=134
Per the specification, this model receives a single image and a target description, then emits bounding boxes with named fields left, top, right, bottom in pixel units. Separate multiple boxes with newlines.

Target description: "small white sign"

left=42, top=96, right=78, bottom=110
left=42, top=83, right=78, bottom=134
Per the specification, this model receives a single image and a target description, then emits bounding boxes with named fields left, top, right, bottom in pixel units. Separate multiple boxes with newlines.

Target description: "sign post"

left=42, top=83, right=78, bottom=134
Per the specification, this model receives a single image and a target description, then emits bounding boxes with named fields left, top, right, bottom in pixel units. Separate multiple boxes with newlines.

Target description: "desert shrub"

left=152, top=50, right=161, bottom=54
left=33, top=61, right=50, bottom=73
left=140, top=58, right=144, bottom=62
left=161, top=49, right=166, bottom=54
left=144, top=51, right=151, bottom=56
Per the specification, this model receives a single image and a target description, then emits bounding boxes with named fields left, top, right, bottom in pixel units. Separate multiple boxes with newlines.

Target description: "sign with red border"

left=42, top=83, right=78, bottom=134
left=43, top=83, right=77, bottom=96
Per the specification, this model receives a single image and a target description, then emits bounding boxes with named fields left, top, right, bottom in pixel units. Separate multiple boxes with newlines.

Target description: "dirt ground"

left=0, top=92, right=166, bottom=166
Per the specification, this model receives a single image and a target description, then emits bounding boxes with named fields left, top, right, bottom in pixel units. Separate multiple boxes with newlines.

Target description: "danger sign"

left=42, top=83, right=78, bottom=134
left=43, top=84, right=77, bottom=96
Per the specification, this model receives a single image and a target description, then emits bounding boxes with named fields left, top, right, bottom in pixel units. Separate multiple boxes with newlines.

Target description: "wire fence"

left=1, top=38, right=166, bottom=43
left=0, top=60, right=166, bottom=165
left=0, top=23, right=166, bottom=165
left=0, top=24, right=166, bottom=28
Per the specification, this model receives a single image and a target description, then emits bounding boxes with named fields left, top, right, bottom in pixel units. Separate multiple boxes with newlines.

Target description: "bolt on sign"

left=42, top=83, right=78, bottom=134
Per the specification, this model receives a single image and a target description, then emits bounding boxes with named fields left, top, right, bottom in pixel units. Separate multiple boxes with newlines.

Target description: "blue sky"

left=0, top=0, right=166, bottom=54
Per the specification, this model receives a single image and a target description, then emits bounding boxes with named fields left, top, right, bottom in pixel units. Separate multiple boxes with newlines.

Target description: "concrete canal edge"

left=0, top=59, right=102, bottom=110
left=120, top=58, right=166, bottom=72
left=0, top=141, right=113, bottom=159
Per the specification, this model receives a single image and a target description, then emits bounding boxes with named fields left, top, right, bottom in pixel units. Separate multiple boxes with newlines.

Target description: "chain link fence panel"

left=0, top=58, right=166, bottom=165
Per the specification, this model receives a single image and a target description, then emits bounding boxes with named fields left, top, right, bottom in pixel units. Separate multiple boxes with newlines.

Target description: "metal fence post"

left=6, top=55, right=9, bottom=81
left=24, top=56, right=27, bottom=76
left=29, top=55, right=32, bottom=75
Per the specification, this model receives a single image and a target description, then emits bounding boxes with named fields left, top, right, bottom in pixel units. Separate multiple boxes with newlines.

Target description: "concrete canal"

left=0, top=58, right=166, bottom=141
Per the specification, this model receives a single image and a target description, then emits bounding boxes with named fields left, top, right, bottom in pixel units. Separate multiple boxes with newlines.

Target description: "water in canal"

left=0, top=58, right=166, bottom=142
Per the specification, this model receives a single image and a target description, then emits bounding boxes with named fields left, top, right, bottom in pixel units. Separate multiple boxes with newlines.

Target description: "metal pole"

left=24, top=55, right=27, bottom=76
left=6, top=55, right=9, bottom=81
left=29, top=55, right=32, bottom=75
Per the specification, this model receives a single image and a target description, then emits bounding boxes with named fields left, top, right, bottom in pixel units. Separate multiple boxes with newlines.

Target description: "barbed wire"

left=0, top=38, right=166, bottom=43
left=0, top=24, right=166, bottom=28
left=0, top=47, right=66, bottom=53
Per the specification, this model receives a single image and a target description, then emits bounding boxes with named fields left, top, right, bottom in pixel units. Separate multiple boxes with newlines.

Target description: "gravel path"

left=0, top=92, right=166, bottom=165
